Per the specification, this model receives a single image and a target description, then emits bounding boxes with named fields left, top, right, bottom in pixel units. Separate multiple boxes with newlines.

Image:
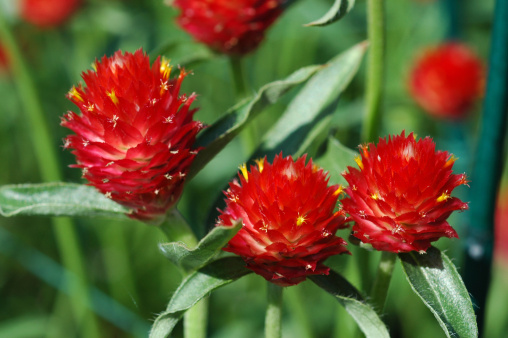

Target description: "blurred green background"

left=0, top=0, right=506, bottom=337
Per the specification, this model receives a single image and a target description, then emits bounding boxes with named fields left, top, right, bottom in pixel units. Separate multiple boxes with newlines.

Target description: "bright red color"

left=217, top=154, right=349, bottom=286
left=170, top=0, right=286, bottom=55
left=20, top=0, right=81, bottom=28
left=409, top=43, right=484, bottom=120
left=341, top=132, right=469, bottom=253
left=61, top=49, right=202, bottom=222
left=0, top=43, right=8, bottom=72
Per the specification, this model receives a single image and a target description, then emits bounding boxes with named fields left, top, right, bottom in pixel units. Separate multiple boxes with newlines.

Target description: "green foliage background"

left=0, top=0, right=506, bottom=337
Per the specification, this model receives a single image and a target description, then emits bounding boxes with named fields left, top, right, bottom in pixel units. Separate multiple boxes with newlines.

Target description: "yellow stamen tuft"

left=371, top=193, right=380, bottom=200
left=68, top=86, right=83, bottom=102
left=239, top=163, right=249, bottom=182
left=107, top=90, right=119, bottom=105
left=436, top=191, right=451, bottom=203
left=333, top=185, right=344, bottom=197
left=255, top=158, right=264, bottom=173
left=160, top=57, right=172, bottom=80
left=354, top=156, right=364, bottom=170
left=445, top=155, right=458, bottom=168
left=296, top=214, right=307, bottom=226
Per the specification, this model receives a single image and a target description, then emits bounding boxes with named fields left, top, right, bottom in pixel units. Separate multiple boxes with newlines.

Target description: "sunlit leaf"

left=310, top=270, right=390, bottom=338
left=399, top=246, right=478, bottom=338
left=149, top=257, right=251, bottom=338
left=0, top=183, right=129, bottom=218
left=314, top=137, right=358, bottom=186
left=305, top=0, right=356, bottom=27
left=256, top=42, right=366, bottom=159
left=159, top=221, right=242, bottom=272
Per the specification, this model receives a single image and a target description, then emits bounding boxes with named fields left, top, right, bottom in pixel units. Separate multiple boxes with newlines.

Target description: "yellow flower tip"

left=436, top=191, right=451, bottom=203
left=239, top=163, right=249, bottom=182
left=254, top=158, right=264, bottom=173
left=333, top=185, right=344, bottom=197
left=371, top=192, right=380, bottom=200
left=354, top=155, right=364, bottom=170
left=160, top=57, right=172, bottom=80
left=107, top=90, right=119, bottom=105
left=296, top=214, right=307, bottom=226
left=445, top=155, right=458, bottom=168
left=91, top=61, right=98, bottom=72
left=68, top=86, right=84, bottom=102
left=358, top=144, right=369, bottom=157
left=312, top=164, right=320, bottom=173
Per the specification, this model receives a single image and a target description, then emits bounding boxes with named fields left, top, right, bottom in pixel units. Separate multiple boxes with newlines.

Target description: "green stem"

left=0, top=14, right=100, bottom=338
left=159, top=208, right=207, bottom=338
left=369, top=252, right=396, bottom=314
left=362, top=0, right=386, bottom=143
left=229, top=56, right=250, bottom=101
left=265, top=283, right=283, bottom=338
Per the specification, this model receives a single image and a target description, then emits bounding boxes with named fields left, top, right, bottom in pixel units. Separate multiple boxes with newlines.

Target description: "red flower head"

left=170, top=0, right=287, bottom=55
left=20, top=0, right=81, bottom=28
left=341, top=132, right=469, bottom=253
left=61, top=49, right=203, bottom=222
left=217, top=154, right=349, bottom=286
left=408, top=43, right=484, bottom=120
left=0, top=43, right=8, bottom=72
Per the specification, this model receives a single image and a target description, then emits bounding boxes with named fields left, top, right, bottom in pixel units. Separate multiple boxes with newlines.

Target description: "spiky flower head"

left=341, top=132, right=469, bottom=253
left=170, top=0, right=287, bottom=55
left=61, top=49, right=202, bottom=222
left=20, top=0, right=81, bottom=28
left=217, top=154, right=349, bottom=287
left=408, top=43, right=484, bottom=120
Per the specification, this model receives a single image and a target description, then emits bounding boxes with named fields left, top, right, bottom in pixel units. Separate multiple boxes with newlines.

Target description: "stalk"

left=265, top=283, right=283, bottom=338
left=0, top=14, right=100, bottom=337
left=362, top=0, right=386, bottom=143
left=369, top=252, right=397, bottom=314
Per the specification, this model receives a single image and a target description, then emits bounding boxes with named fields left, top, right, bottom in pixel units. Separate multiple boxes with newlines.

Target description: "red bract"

left=495, top=189, right=508, bottom=264
left=408, top=43, right=484, bottom=120
left=20, top=0, right=81, bottom=28
left=0, top=43, right=8, bottom=72
left=341, top=132, right=469, bottom=253
left=170, top=0, right=286, bottom=55
left=61, top=49, right=202, bottom=222
left=217, top=154, right=349, bottom=286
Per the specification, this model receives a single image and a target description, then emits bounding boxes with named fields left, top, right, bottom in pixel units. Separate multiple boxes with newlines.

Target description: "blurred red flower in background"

left=0, top=43, right=8, bottom=72
left=61, top=49, right=203, bottom=222
left=408, top=43, right=484, bottom=120
left=341, top=131, right=469, bottom=253
left=20, top=0, right=81, bottom=28
left=170, top=0, right=287, bottom=55
left=217, top=154, right=349, bottom=286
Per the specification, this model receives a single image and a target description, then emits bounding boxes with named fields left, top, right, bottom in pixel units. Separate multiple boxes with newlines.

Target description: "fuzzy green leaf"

left=256, top=42, right=367, bottom=159
left=187, top=64, right=327, bottom=180
left=159, top=221, right=242, bottom=272
left=149, top=257, right=251, bottom=338
left=305, top=0, right=356, bottom=27
left=310, top=270, right=390, bottom=338
left=0, top=183, right=129, bottom=218
left=314, top=137, right=358, bottom=186
left=399, top=246, right=478, bottom=338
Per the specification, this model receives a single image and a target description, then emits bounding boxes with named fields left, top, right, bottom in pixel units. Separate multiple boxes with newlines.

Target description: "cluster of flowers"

left=62, top=48, right=469, bottom=286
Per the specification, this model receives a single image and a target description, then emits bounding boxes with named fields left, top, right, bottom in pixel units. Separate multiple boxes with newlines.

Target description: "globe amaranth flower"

left=217, top=154, right=349, bottom=286
left=20, top=0, right=81, bottom=28
left=169, top=0, right=287, bottom=55
left=61, top=49, right=203, bottom=222
left=341, top=131, right=469, bottom=253
left=0, top=43, right=8, bottom=73
left=408, top=43, right=484, bottom=120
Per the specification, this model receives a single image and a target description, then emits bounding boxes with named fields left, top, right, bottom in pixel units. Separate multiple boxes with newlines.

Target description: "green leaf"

left=256, top=42, right=367, bottom=159
left=305, top=0, right=356, bottom=27
left=399, top=246, right=478, bottom=338
left=0, top=182, right=129, bottom=218
left=314, top=137, right=358, bottom=186
left=159, top=221, right=242, bottom=272
left=310, top=270, right=390, bottom=338
left=149, top=257, right=251, bottom=338
left=187, top=64, right=327, bottom=180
